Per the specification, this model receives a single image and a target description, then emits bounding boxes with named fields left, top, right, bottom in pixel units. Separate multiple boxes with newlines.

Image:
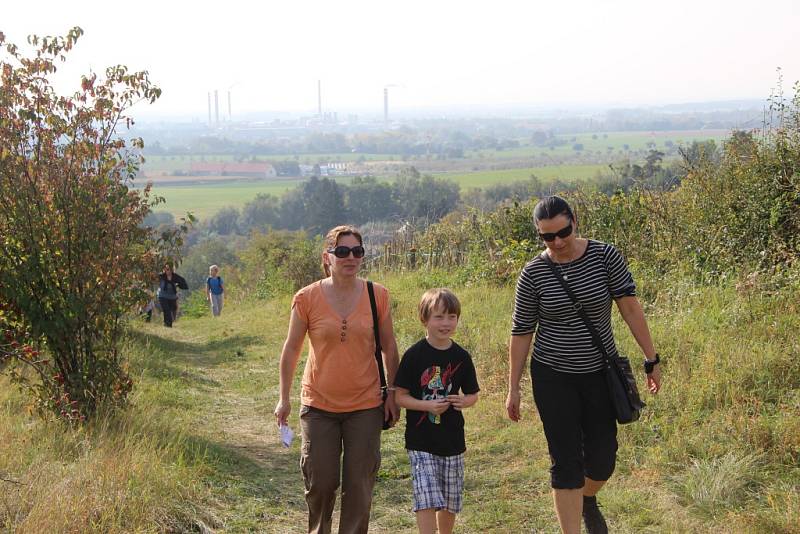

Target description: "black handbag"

left=367, top=281, right=391, bottom=430
left=541, top=253, right=645, bottom=424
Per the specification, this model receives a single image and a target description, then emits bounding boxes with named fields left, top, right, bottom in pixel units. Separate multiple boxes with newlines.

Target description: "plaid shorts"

left=407, top=450, right=464, bottom=514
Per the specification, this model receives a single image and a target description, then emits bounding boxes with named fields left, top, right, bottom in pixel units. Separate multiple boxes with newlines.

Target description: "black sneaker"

left=582, top=495, right=608, bottom=534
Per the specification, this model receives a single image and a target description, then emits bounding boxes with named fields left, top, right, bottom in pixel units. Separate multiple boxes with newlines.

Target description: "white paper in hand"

left=280, top=424, right=294, bottom=448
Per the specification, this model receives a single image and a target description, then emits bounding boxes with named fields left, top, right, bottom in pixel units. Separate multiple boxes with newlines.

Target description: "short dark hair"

left=418, top=288, right=461, bottom=323
left=533, top=195, right=574, bottom=224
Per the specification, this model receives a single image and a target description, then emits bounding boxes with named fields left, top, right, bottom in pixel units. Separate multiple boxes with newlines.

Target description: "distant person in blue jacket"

left=207, top=264, right=224, bottom=317
left=157, top=263, right=188, bottom=327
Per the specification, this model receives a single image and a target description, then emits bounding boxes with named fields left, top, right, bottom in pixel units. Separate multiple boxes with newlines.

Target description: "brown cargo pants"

left=299, top=405, right=383, bottom=534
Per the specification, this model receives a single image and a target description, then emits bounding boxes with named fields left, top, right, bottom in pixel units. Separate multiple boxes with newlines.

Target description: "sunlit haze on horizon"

left=3, top=0, right=799, bottom=120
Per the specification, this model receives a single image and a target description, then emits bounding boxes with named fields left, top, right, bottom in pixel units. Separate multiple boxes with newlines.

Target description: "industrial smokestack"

left=383, top=87, right=388, bottom=123
left=228, top=91, right=232, bottom=122
left=214, top=90, right=219, bottom=126
left=318, top=80, right=322, bottom=116
left=207, top=92, right=212, bottom=125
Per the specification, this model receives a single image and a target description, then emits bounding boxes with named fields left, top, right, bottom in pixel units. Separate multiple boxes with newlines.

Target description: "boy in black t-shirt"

left=395, top=288, right=480, bottom=534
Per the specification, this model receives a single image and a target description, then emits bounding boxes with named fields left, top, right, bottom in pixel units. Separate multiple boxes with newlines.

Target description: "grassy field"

left=464, top=130, right=730, bottom=160
left=141, top=131, right=729, bottom=173
left=150, top=180, right=304, bottom=220
left=2, top=271, right=797, bottom=533
left=149, top=164, right=607, bottom=220
left=439, top=164, right=607, bottom=188
left=142, top=153, right=395, bottom=173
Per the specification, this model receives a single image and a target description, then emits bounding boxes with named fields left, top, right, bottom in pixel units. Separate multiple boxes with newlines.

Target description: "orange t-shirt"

left=292, top=279, right=390, bottom=413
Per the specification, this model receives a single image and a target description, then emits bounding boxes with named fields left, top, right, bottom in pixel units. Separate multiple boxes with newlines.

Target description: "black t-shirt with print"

left=395, top=338, right=480, bottom=457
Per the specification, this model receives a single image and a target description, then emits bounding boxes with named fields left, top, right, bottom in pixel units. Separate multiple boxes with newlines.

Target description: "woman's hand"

left=274, top=399, right=291, bottom=427
left=506, top=388, right=521, bottom=421
left=384, top=391, right=400, bottom=427
left=646, top=364, right=662, bottom=394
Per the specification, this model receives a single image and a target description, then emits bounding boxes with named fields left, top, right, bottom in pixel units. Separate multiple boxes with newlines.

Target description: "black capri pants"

left=531, top=358, right=618, bottom=489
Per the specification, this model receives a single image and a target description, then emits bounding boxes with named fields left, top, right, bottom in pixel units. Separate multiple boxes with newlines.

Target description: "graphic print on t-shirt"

left=418, top=361, right=462, bottom=425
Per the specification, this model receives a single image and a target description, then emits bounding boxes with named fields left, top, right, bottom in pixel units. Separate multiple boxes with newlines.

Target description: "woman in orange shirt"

left=274, top=225, right=400, bottom=534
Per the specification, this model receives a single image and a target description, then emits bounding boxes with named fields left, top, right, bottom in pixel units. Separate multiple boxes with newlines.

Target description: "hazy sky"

left=3, top=0, right=799, bottom=119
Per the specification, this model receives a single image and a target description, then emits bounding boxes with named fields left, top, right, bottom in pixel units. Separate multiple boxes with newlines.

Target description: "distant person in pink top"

left=274, top=225, right=400, bottom=534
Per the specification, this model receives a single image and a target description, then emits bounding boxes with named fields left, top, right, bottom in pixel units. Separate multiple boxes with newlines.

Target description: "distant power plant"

left=206, top=87, right=234, bottom=126
left=214, top=90, right=219, bottom=126
left=203, top=80, right=402, bottom=125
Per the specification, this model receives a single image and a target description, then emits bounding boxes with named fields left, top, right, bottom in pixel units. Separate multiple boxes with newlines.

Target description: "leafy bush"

left=240, top=230, right=323, bottom=299
left=0, top=29, right=182, bottom=421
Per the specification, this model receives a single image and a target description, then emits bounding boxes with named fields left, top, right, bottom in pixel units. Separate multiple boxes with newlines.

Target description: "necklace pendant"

left=563, top=275, right=569, bottom=280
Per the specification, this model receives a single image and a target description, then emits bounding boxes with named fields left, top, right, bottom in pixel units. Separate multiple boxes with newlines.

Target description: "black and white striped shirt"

left=511, top=240, right=636, bottom=373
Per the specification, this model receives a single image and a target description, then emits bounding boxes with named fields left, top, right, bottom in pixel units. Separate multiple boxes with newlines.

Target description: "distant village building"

left=189, top=162, right=277, bottom=179
left=298, top=162, right=351, bottom=177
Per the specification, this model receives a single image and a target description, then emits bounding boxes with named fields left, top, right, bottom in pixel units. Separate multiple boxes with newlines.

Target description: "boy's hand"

left=427, top=398, right=450, bottom=415
left=446, top=394, right=467, bottom=411
left=447, top=393, right=478, bottom=411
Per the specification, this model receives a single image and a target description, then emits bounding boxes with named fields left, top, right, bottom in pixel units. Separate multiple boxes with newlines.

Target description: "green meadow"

left=467, top=130, right=729, bottom=159
left=150, top=165, right=607, bottom=220
left=142, top=153, right=395, bottom=173
left=150, top=180, right=304, bottom=220
left=440, top=163, right=607, bottom=188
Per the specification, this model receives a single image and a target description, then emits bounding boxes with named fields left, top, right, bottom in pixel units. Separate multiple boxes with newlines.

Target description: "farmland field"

left=141, top=152, right=395, bottom=174
left=149, top=163, right=607, bottom=220
left=147, top=129, right=727, bottom=220
left=465, top=129, right=730, bottom=160
left=151, top=180, right=303, bottom=220
left=440, top=163, right=606, bottom=188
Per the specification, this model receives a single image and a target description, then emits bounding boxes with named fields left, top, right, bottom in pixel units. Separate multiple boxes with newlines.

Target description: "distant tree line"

left=143, top=130, right=522, bottom=160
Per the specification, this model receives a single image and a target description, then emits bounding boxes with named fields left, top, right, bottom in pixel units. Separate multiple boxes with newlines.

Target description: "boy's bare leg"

left=583, top=477, right=606, bottom=497
left=416, top=509, right=437, bottom=534
left=436, top=510, right=456, bottom=534
left=553, top=488, right=582, bottom=534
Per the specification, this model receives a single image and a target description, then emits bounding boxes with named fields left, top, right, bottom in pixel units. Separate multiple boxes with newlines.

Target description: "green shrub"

left=240, top=230, right=322, bottom=299
left=0, top=29, right=185, bottom=422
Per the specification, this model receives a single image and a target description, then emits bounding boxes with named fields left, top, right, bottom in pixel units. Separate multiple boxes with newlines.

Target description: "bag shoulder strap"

left=540, top=252, right=613, bottom=366
left=367, top=281, right=387, bottom=389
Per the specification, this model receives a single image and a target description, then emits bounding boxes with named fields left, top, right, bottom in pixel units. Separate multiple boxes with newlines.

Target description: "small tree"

left=0, top=28, right=181, bottom=421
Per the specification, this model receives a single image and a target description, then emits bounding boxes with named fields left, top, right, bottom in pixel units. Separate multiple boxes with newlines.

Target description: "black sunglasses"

left=328, top=245, right=365, bottom=259
left=538, top=222, right=573, bottom=242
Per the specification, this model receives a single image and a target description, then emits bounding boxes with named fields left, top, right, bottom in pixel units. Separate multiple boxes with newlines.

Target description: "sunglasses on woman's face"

left=328, top=245, right=366, bottom=259
left=538, top=222, right=573, bottom=242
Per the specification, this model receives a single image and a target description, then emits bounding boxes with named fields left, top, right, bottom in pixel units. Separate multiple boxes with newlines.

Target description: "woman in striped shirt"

left=505, top=196, right=662, bottom=534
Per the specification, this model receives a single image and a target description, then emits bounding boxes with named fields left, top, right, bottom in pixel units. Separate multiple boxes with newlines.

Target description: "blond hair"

left=322, top=225, right=363, bottom=277
left=418, top=288, right=461, bottom=323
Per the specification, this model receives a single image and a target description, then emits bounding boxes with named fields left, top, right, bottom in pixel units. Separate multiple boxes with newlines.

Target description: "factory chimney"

left=214, top=90, right=219, bottom=126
